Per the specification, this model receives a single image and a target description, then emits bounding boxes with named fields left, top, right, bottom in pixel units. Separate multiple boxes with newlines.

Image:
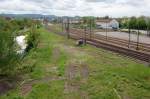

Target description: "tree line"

left=120, top=16, right=150, bottom=30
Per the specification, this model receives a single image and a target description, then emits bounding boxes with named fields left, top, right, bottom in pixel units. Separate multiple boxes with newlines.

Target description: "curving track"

left=46, top=26, right=150, bottom=63
left=70, top=28, right=150, bottom=53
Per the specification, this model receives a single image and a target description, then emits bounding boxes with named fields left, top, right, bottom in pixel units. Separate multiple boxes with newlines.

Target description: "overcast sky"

left=0, top=0, right=150, bottom=17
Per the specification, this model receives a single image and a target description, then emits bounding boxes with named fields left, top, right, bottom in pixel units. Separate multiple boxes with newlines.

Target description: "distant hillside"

left=0, top=14, right=57, bottom=20
left=0, top=14, right=82, bottom=22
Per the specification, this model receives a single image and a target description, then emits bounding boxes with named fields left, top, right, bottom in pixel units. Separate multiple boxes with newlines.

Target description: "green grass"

left=25, top=81, right=65, bottom=99
left=0, top=27, right=150, bottom=99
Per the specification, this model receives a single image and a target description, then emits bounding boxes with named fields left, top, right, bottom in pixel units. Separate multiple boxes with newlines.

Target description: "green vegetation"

left=1, top=25, right=150, bottom=99
left=120, top=16, right=148, bottom=30
left=71, top=16, right=96, bottom=29
left=26, top=27, right=40, bottom=52
left=0, top=17, right=21, bottom=76
left=82, top=16, right=95, bottom=28
left=0, top=25, right=18, bottom=76
left=0, top=17, right=40, bottom=76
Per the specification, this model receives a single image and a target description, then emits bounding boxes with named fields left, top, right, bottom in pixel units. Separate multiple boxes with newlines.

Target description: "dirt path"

left=64, top=62, right=89, bottom=99
left=0, top=81, right=14, bottom=95
left=21, top=62, right=89, bottom=98
left=21, top=76, right=64, bottom=96
left=80, top=64, right=89, bottom=99
left=0, top=77, right=20, bottom=95
left=64, top=63, right=79, bottom=93
left=80, top=64, right=89, bottom=79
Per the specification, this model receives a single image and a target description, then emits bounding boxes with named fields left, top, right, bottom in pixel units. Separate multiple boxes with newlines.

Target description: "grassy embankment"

left=0, top=27, right=150, bottom=99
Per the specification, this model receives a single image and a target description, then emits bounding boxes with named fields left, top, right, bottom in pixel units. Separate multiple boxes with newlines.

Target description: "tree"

left=0, top=17, right=40, bottom=76
left=137, top=16, right=147, bottom=30
left=129, top=17, right=137, bottom=29
left=26, top=26, right=40, bottom=52
left=104, top=16, right=109, bottom=19
left=146, top=18, right=150, bottom=36
left=120, top=17, right=129, bottom=29
left=0, top=18, right=20, bottom=76
left=82, top=17, right=95, bottom=28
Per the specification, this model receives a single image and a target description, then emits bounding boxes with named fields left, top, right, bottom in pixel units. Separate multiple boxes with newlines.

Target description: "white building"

left=96, top=19, right=119, bottom=29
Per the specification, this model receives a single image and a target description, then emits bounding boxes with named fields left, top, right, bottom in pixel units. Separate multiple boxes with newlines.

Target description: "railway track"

left=46, top=26, right=150, bottom=63
left=70, top=28, right=150, bottom=52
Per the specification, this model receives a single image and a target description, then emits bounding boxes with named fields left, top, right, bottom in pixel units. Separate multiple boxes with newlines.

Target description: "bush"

left=0, top=19, right=21, bottom=76
left=26, top=26, right=40, bottom=52
left=0, top=17, right=40, bottom=76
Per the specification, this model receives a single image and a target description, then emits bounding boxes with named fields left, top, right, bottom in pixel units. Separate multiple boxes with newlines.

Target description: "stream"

left=15, top=35, right=27, bottom=54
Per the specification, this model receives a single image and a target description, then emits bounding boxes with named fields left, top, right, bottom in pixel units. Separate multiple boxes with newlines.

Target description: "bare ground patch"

left=0, top=81, right=14, bottom=95
left=64, top=62, right=89, bottom=99
left=0, top=77, right=21, bottom=95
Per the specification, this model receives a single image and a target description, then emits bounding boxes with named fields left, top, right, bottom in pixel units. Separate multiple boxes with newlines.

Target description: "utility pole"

left=64, top=22, right=66, bottom=32
left=128, top=20, right=131, bottom=48
left=106, top=21, right=108, bottom=40
left=62, top=17, right=64, bottom=32
left=147, top=24, right=148, bottom=36
left=67, top=17, right=70, bottom=39
left=84, top=26, right=87, bottom=45
left=90, top=17, right=92, bottom=39
left=136, top=22, right=140, bottom=50
left=148, top=26, right=150, bottom=37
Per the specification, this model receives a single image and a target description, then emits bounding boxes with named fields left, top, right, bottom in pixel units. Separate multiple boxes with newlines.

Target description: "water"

left=15, top=35, right=27, bottom=54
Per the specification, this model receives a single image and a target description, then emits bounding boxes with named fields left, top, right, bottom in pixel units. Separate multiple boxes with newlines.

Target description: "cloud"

left=0, top=0, right=149, bottom=17
left=86, top=0, right=114, bottom=3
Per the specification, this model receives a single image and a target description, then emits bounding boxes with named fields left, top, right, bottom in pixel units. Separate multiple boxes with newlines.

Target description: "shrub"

left=0, top=20, right=21, bottom=76
left=26, top=26, right=40, bottom=52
